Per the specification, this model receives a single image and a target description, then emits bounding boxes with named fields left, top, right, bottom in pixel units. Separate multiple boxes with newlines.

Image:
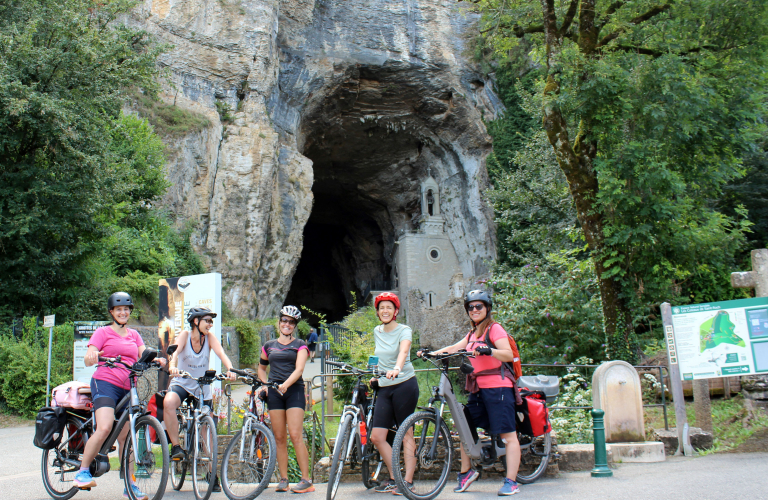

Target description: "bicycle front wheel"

left=326, top=414, right=353, bottom=500
left=42, top=415, right=87, bottom=500
left=391, top=411, right=453, bottom=500
left=221, top=420, right=277, bottom=500
left=192, top=415, right=218, bottom=500
left=122, top=415, right=169, bottom=500
left=170, top=414, right=187, bottom=491
left=514, top=430, right=551, bottom=484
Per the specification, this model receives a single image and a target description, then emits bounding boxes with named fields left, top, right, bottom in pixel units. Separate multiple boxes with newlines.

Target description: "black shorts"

left=307, top=343, right=316, bottom=352
left=170, top=385, right=212, bottom=409
left=90, top=378, right=130, bottom=413
left=466, top=387, right=517, bottom=435
left=371, top=376, right=419, bottom=429
left=267, top=383, right=305, bottom=411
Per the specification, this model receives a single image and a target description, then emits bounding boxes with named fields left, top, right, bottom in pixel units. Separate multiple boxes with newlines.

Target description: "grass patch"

left=645, top=395, right=768, bottom=453
left=131, top=91, right=211, bottom=137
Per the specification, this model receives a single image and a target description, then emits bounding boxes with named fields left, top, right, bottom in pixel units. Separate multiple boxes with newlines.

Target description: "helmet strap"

left=109, top=310, right=128, bottom=328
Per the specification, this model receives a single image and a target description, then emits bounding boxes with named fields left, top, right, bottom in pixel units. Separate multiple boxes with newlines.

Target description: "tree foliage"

left=472, top=0, right=768, bottom=362
left=0, top=0, right=204, bottom=322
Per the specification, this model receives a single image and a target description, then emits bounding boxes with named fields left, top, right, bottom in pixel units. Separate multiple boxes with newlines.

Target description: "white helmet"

left=279, top=305, right=301, bottom=321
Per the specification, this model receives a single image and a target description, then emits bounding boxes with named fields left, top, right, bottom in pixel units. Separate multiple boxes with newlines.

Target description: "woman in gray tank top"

left=163, top=307, right=236, bottom=477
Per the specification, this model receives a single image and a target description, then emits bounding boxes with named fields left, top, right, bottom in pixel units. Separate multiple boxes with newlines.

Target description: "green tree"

left=0, top=0, right=164, bottom=318
left=472, top=0, right=767, bottom=361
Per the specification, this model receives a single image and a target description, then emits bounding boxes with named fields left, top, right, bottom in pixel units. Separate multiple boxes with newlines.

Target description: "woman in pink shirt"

left=73, top=292, right=165, bottom=500
left=426, top=290, right=521, bottom=496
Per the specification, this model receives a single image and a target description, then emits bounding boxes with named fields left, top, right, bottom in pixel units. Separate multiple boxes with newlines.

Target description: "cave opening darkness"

left=284, top=66, right=452, bottom=323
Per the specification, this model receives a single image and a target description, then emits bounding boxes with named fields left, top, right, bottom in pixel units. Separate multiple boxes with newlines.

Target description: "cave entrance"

left=285, top=67, right=445, bottom=323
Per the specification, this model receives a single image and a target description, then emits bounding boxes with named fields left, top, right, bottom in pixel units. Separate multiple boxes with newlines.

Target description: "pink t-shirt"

left=88, top=326, right=145, bottom=389
left=466, top=323, right=514, bottom=389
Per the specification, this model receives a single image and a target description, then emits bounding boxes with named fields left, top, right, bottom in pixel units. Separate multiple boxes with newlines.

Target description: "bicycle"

left=41, top=349, right=169, bottom=500
left=322, top=360, right=397, bottom=500
left=166, top=365, right=228, bottom=500
left=390, top=350, right=553, bottom=500
left=219, top=368, right=280, bottom=500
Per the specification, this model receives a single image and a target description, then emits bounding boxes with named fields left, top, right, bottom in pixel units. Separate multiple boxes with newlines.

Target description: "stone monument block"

left=593, top=360, right=645, bottom=443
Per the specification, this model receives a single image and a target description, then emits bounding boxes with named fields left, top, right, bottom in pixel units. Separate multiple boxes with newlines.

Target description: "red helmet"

left=375, top=292, right=400, bottom=311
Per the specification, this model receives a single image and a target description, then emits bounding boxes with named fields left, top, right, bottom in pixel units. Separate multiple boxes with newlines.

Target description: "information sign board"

left=670, top=297, right=768, bottom=380
left=73, top=321, right=111, bottom=384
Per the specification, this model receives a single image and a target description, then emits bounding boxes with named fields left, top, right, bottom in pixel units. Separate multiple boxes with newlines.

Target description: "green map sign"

left=670, top=297, right=768, bottom=380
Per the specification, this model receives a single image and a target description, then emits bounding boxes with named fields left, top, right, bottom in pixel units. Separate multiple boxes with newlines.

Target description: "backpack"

left=469, top=323, right=523, bottom=381
left=33, top=407, right=67, bottom=449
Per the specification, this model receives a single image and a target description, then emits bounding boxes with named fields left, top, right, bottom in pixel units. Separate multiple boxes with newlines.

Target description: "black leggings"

left=371, top=376, right=419, bottom=429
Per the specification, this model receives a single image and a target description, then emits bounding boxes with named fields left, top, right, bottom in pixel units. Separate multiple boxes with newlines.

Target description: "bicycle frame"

left=420, top=357, right=505, bottom=465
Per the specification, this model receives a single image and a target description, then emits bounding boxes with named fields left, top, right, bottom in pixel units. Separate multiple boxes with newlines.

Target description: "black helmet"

left=464, top=289, right=492, bottom=311
left=187, top=306, right=217, bottom=328
left=108, top=292, right=134, bottom=311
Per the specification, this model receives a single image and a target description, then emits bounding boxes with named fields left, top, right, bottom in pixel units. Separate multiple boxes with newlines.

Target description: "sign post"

left=43, top=315, right=55, bottom=406
left=660, top=303, right=691, bottom=455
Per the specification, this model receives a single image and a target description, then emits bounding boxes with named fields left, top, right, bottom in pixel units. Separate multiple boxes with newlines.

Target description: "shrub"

left=0, top=321, right=74, bottom=417
left=549, top=359, right=594, bottom=444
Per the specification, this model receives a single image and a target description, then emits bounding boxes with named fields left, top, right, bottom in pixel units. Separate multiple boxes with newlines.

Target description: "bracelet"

left=393, top=366, right=401, bottom=372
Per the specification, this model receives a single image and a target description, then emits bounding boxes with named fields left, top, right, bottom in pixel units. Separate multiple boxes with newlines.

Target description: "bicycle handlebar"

left=325, top=360, right=398, bottom=379
left=229, top=368, right=281, bottom=390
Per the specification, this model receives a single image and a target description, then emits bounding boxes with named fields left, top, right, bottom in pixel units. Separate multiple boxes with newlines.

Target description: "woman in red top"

left=427, top=290, right=521, bottom=496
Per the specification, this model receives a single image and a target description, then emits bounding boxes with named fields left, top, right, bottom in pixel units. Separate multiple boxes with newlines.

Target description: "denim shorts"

left=90, top=378, right=130, bottom=412
left=466, top=387, right=517, bottom=435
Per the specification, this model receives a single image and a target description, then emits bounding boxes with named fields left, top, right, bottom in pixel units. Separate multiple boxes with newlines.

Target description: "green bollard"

left=591, top=409, right=613, bottom=477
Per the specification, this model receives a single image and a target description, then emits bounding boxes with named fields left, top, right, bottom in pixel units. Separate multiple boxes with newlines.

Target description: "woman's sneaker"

left=275, top=478, right=290, bottom=492
left=73, top=470, right=96, bottom=488
left=374, top=478, right=397, bottom=493
left=392, top=481, right=414, bottom=496
left=170, top=444, right=185, bottom=461
left=123, top=483, right=149, bottom=500
left=498, top=478, right=519, bottom=496
left=291, top=478, right=315, bottom=493
left=454, top=469, right=480, bottom=493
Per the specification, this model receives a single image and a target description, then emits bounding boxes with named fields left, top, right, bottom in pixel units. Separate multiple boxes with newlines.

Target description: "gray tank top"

left=170, top=334, right=212, bottom=400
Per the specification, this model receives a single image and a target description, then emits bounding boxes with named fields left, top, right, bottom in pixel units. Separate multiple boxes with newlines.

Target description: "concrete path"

left=4, top=425, right=767, bottom=500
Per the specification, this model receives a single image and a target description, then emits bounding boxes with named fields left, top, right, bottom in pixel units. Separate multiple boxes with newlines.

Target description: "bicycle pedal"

left=78, top=487, right=92, bottom=491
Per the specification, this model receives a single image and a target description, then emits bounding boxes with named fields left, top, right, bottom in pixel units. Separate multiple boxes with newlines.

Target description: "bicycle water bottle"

left=359, top=421, right=367, bottom=445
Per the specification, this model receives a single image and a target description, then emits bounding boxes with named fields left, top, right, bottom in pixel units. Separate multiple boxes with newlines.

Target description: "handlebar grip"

left=325, top=361, right=344, bottom=368
left=231, top=368, right=252, bottom=376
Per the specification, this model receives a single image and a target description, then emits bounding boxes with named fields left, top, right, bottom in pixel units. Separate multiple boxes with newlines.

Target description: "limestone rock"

left=313, top=456, right=331, bottom=483
left=126, top=0, right=502, bottom=318
left=652, top=427, right=713, bottom=455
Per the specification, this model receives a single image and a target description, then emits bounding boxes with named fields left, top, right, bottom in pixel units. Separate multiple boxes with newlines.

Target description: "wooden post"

left=661, top=302, right=693, bottom=455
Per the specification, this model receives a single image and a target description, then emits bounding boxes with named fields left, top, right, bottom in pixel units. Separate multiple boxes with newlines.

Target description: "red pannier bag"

left=516, top=390, right=551, bottom=437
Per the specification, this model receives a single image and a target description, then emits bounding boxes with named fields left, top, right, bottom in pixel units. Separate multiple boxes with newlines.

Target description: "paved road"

left=5, top=425, right=767, bottom=500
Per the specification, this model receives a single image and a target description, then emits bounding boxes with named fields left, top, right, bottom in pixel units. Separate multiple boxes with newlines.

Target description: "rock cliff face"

left=131, top=0, right=502, bottom=319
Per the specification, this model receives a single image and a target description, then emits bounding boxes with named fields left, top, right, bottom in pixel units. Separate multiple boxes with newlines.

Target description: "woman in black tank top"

left=257, top=306, right=313, bottom=493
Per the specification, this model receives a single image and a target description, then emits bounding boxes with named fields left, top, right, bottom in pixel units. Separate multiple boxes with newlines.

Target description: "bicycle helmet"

left=464, top=289, right=492, bottom=311
left=374, top=292, right=400, bottom=311
left=279, top=305, right=301, bottom=321
left=187, top=306, right=217, bottom=328
left=107, top=292, right=134, bottom=311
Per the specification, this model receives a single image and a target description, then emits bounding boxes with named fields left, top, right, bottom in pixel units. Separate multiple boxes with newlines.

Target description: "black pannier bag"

left=33, top=406, right=67, bottom=450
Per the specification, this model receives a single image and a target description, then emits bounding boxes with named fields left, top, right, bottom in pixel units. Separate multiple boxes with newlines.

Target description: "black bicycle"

left=322, top=360, right=395, bottom=500
left=219, top=368, right=280, bottom=500
left=167, top=366, right=228, bottom=500
left=41, top=349, right=169, bottom=500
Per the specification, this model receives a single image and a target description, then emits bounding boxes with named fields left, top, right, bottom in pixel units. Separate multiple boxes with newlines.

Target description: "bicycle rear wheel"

left=122, top=415, right=169, bottom=500
left=170, top=415, right=187, bottom=491
left=42, top=416, right=87, bottom=500
left=192, top=415, right=218, bottom=500
left=326, top=414, right=353, bottom=500
left=221, top=420, right=277, bottom=500
left=514, top=431, right=551, bottom=484
left=391, top=411, right=453, bottom=500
